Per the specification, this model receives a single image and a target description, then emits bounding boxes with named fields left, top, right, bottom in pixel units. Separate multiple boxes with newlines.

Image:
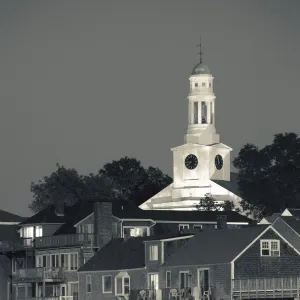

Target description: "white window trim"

left=86, top=275, right=92, bottom=293
left=193, top=225, right=203, bottom=229
left=166, top=271, right=171, bottom=288
left=35, top=253, right=78, bottom=271
left=68, top=282, right=79, bottom=296
left=260, top=239, right=280, bottom=257
left=179, top=224, right=189, bottom=231
left=149, top=245, right=159, bottom=261
left=122, top=226, right=150, bottom=238
left=148, top=273, right=159, bottom=290
left=102, top=275, right=112, bottom=294
left=115, top=275, right=130, bottom=296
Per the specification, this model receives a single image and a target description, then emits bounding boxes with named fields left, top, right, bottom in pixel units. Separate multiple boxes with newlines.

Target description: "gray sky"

left=0, top=1, right=299, bottom=217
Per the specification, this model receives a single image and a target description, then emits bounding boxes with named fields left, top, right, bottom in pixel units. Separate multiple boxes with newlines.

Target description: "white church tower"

left=140, top=42, right=242, bottom=211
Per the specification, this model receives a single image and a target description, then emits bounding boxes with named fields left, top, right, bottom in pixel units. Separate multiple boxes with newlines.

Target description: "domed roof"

left=192, top=62, right=210, bottom=75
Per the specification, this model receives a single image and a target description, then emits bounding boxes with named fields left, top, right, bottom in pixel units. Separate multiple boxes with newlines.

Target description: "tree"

left=29, top=157, right=172, bottom=213
left=233, top=132, right=300, bottom=218
left=195, top=193, right=237, bottom=212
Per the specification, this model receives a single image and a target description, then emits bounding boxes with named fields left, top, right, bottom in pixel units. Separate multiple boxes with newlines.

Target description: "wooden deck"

left=15, top=267, right=64, bottom=283
left=232, top=278, right=300, bottom=299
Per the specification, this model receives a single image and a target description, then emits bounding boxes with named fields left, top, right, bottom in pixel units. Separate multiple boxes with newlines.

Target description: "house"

left=0, top=209, right=26, bottom=300
left=0, top=196, right=253, bottom=300
left=77, top=220, right=300, bottom=300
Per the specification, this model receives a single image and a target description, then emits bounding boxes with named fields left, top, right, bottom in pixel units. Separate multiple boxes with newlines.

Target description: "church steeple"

left=185, top=41, right=220, bottom=145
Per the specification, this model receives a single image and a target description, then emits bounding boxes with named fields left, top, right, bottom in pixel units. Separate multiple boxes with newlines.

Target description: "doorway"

left=198, top=269, right=210, bottom=296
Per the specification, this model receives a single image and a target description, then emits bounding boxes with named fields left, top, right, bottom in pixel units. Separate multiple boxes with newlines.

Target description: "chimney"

left=90, top=197, right=113, bottom=250
left=216, top=215, right=227, bottom=230
left=54, top=197, right=64, bottom=216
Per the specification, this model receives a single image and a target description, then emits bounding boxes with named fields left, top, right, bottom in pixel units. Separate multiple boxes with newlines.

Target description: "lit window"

left=179, top=224, right=189, bottom=232
left=115, top=273, right=130, bottom=295
left=260, top=239, right=280, bottom=256
left=149, top=273, right=159, bottom=290
left=35, top=226, right=43, bottom=237
left=166, top=271, right=171, bottom=288
left=149, top=245, right=158, bottom=261
left=102, top=275, right=112, bottom=293
left=86, top=275, right=92, bottom=293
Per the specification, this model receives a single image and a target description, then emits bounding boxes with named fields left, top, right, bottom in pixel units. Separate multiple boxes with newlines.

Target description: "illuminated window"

left=149, top=245, right=158, bottom=261
left=260, top=240, right=280, bottom=256
left=35, top=226, right=43, bottom=237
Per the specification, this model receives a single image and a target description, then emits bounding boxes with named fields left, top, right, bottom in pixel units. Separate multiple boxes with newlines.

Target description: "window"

left=193, top=225, right=203, bottom=230
left=195, top=83, right=198, bottom=87
left=201, top=101, right=207, bottom=124
left=179, top=224, right=189, bottom=232
left=209, top=82, right=212, bottom=87
left=166, top=271, right=171, bottom=288
left=51, top=254, right=59, bottom=267
left=102, top=275, right=112, bottom=293
left=126, top=227, right=148, bottom=237
left=149, top=273, right=159, bottom=290
left=12, top=258, right=24, bottom=273
left=70, top=253, right=78, bottom=270
left=149, top=245, right=158, bottom=261
left=193, top=102, right=198, bottom=124
left=35, top=226, right=43, bottom=237
left=260, top=239, right=280, bottom=256
left=115, top=274, right=130, bottom=295
left=22, top=227, right=34, bottom=238
left=202, top=82, right=206, bottom=87
left=86, top=275, right=92, bottom=293
left=69, top=282, right=79, bottom=296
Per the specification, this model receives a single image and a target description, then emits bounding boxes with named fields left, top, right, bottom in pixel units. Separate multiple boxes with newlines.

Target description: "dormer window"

left=179, top=224, right=189, bottom=232
left=149, top=245, right=158, bottom=261
left=260, top=239, right=280, bottom=256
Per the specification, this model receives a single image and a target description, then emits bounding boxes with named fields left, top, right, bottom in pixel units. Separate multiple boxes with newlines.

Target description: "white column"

left=207, top=101, right=211, bottom=124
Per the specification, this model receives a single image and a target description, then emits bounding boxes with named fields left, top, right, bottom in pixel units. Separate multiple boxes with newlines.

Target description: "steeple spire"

left=197, top=36, right=203, bottom=64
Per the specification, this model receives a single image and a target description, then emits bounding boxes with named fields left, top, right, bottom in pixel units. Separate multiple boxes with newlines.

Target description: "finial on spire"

left=197, top=36, right=203, bottom=64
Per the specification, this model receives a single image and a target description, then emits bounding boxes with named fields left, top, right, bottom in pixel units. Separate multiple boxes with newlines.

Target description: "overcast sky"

left=0, top=1, right=299, bottom=217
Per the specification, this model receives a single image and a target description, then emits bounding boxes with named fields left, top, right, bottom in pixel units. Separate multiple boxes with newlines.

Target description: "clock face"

left=215, top=154, right=223, bottom=170
left=185, top=154, right=198, bottom=170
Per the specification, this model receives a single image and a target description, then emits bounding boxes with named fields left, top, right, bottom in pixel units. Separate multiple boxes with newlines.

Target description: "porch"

left=232, top=277, right=300, bottom=299
left=34, top=234, right=95, bottom=249
left=15, top=267, right=64, bottom=282
left=0, top=238, right=33, bottom=253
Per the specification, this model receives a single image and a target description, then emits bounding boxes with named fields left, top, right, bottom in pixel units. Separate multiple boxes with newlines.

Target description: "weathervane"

left=197, top=36, right=203, bottom=64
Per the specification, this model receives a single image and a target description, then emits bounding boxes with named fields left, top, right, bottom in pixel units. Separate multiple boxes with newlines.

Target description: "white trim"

left=0, top=222, right=20, bottom=225
left=281, top=208, right=293, bottom=217
left=149, top=245, right=159, bottom=261
left=179, top=270, right=190, bottom=287
left=102, top=275, right=112, bottom=294
left=115, top=272, right=130, bottom=296
left=67, top=281, right=79, bottom=297
left=231, top=225, right=300, bottom=264
left=230, top=261, right=234, bottom=298
left=144, top=235, right=194, bottom=243
left=78, top=267, right=145, bottom=273
left=258, top=218, right=271, bottom=225
left=270, top=226, right=300, bottom=255
left=230, top=225, right=272, bottom=263
left=193, top=224, right=203, bottom=229
left=74, top=213, right=94, bottom=227
left=161, top=241, right=164, bottom=264
left=165, top=271, right=171, bottom=288
left=179, top=224, right=190, bottom=231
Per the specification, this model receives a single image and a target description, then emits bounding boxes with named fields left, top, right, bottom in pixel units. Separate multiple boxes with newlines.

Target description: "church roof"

left=211, top=172, right=241, bottom=197
left=191, top=62, right=211, bottom=75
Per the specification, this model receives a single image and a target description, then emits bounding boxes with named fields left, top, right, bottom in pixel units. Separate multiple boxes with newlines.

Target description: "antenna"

left=197, top=36, right=203, bottom=64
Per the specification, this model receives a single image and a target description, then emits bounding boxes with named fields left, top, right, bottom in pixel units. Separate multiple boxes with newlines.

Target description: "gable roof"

left=280, top=216, right=300, bottom=235
left=78, top=233, right=194, bottom=272
left=0, top=210, right=26, bottom=223
left=163, top=225, right=268, bottom=267
left=211, top=172, right=241, bottom=197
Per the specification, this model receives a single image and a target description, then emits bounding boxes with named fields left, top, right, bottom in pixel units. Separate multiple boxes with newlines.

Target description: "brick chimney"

left=90, top=197, right=113, bottom=250
left=216, top=215, right=227, bottom=230
left=54, top=197, right=64, bottom=216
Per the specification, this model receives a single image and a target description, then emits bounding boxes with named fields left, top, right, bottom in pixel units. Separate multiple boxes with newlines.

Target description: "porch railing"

left=16, top=267, right=64, bottom=282
left=34, top=234, right=96, bottom=249
left=161, top=287, right=214, bottom=300
left=17, top=297, right=73, bottom=300
left=0, top=238, right=34, bottom=252
left=232, top=277, right=300, bottom=299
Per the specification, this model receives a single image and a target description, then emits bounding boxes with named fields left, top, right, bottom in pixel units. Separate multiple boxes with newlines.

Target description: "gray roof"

left=0, top=210, right=25, bottom=223
left=211, top=172, right=241, bottom=197
left=281, top=216, right=300, bottom=235
left=264, top=213, right=281, bottom=224
left=191, top=63, right=211, bottom=75
left=286, top=209, right=300, bottom=218
left=163, top=225, right=268, bottom=267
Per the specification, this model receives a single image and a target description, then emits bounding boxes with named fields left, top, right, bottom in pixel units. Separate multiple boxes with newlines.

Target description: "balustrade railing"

left=232, top=277, right=300, bottom=299
left=0, top=238, right=33, bottom=252
left=34, top=234, right=95, bottom=249
left=16, top=267, right=64, bottom=282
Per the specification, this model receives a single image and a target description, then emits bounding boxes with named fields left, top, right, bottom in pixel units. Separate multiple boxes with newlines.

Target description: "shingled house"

left=0, top=197, right=253, bottom=300
left=77, top=223, right=300, bottom=300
